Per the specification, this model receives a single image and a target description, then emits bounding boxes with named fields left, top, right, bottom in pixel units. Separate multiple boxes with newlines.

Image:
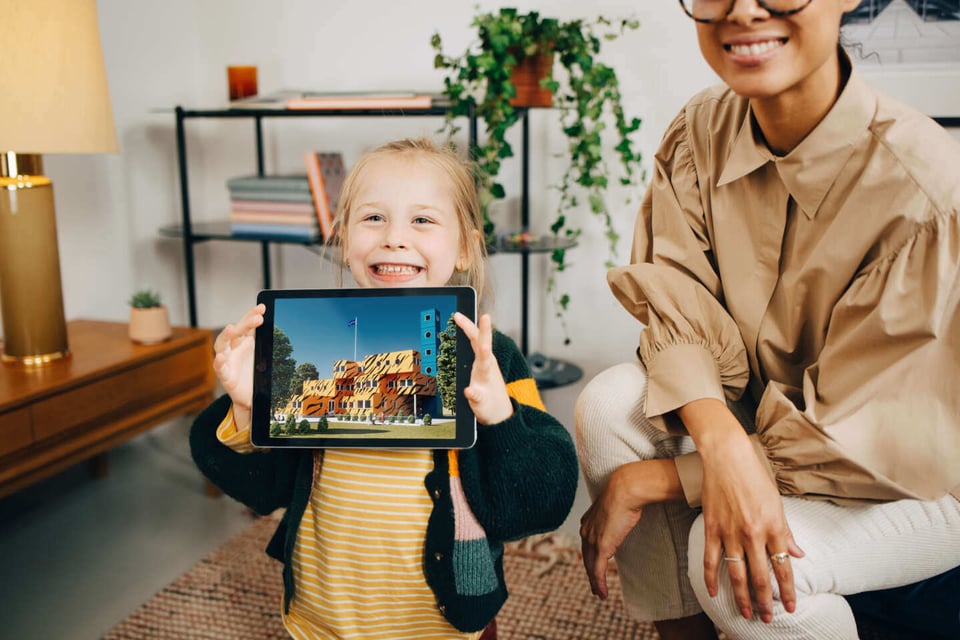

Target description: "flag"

left=347, top=318, right=357, bottom=327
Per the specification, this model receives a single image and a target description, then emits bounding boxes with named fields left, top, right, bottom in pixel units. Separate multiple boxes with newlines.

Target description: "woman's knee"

left=575, top=363, right=648, bottom=444
left=575, top=363, right=651, bottom=455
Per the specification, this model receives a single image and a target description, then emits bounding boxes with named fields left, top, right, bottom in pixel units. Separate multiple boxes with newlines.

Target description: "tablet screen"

left=251, top=287, right=477, bottom=449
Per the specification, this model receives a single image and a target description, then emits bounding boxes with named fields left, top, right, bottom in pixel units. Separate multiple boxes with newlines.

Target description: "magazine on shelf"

left=286, top=92, right=440, bottom=111
left=228, top=89, right=304, bottom=110
left=229, top=89, right=447, bottom=111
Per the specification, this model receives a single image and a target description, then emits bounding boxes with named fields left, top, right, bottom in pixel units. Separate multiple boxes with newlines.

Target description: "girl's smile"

left=368, top=262, right=424, bottom=282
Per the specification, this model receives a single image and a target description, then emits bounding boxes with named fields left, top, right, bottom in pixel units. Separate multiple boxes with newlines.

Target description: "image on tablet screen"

left=268, top=294, right=460, bottom=441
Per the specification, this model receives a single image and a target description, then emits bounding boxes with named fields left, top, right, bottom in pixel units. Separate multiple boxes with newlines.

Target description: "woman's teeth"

left=728, top=39, right=784, bottom=56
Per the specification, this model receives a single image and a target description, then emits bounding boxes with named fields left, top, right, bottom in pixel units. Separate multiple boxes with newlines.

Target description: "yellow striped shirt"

left=216, top=408, right=482, bottom=639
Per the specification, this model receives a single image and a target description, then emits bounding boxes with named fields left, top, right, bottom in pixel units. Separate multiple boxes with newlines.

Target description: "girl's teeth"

left=730, top=40, right=782, bottom=56
left=377, top=264, right=418, bottom=274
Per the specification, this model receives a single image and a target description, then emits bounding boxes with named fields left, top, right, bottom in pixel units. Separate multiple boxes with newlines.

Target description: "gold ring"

left=771, top=552, right=790, bottom=564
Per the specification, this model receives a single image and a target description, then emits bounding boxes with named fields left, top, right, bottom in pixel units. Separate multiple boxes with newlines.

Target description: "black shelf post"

left=174, top=106, right=198, bottom=328
left=520, top=110, right=531, bottom=356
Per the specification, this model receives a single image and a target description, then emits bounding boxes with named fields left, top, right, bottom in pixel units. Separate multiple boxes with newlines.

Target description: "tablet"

left=251, top=287, right=477, bottom=449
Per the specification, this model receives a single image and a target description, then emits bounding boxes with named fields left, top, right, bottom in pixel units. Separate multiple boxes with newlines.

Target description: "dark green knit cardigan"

left=190, top=330, right=578, bottom=633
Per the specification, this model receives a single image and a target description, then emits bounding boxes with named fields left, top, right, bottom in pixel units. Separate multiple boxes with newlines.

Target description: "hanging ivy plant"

left=432, top=7, right=644, bottom=343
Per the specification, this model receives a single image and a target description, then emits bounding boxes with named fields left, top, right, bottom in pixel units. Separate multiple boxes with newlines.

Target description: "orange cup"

left=227, top=65, right=258, bottom=100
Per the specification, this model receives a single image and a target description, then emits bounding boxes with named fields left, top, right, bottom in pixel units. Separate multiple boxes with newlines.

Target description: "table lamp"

left=0, top=0, right=118, bottom=366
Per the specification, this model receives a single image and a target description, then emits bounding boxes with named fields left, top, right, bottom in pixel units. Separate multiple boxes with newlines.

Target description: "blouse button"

left=434, top=551, right=443, bottom=561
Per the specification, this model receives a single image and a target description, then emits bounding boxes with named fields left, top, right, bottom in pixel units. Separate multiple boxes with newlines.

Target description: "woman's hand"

left=580, top=459, right=683, bottom=600
left=453, top=312, right=513, bottom=425
left=682, top=399, right=804, bottom=624
left=213, top=304, right=264, bottom=429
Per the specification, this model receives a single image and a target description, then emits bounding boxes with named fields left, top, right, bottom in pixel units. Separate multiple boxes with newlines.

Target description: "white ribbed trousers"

left=575, top=362, right=960, bottom=639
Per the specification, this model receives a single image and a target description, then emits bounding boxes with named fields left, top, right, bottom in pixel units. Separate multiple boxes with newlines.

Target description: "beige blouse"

left=608, top=61, right=960, bottom=506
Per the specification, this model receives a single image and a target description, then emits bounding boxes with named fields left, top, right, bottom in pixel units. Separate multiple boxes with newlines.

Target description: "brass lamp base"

left=0, top=153, right=70, bottom=366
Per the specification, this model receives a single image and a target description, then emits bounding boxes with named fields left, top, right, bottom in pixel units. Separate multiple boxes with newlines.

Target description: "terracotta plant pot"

left=129, top=306, right=172, bottom=344
left=509, top=49, right=554, bottom=108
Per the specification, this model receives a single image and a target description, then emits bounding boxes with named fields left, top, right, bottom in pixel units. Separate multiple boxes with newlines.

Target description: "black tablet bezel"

left=251, top=287, right=477, bottom=449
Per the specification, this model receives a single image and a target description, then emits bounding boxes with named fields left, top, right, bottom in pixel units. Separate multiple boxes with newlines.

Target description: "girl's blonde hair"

left=332, top=137, right=488, bottom=302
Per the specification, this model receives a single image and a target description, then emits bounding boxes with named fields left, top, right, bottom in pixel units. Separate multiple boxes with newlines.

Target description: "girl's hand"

left=453, top=312, right=513, bottom=425
left=213, top=304, right=264, bottom=429
left=684, top=400, right=804, bottom=624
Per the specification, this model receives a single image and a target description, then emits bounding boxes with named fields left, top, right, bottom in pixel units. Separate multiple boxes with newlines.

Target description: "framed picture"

left=843, top=0, right=960, bottom=117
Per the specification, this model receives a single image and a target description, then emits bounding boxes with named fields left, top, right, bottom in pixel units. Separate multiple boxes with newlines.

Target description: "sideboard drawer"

left=31, top=343, right=209, bottom=441
left=0, top=407, right=33, bottom=457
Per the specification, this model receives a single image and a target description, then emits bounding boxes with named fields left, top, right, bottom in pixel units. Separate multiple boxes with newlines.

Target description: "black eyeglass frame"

left=678, top=0, right=814, bottom=23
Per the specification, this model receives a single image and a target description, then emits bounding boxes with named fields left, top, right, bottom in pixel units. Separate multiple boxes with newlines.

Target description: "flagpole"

left=353, top=318, right=357, bottom=363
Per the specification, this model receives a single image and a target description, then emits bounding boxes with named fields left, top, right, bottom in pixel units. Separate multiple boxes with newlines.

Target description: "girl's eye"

left=361, top=213, right=384, bottom=222
left=412, top=216, right=434, bottom=225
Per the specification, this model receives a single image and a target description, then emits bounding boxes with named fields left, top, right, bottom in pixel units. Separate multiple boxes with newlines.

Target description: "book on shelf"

left=230, top=222, right=319, bottom=241
left=231, top=210, right=318, bottom=226
left=226, top=174, right=311, bottom=193
left=230, top=199, right=316, bottom=214
left=304, top=151, right=346, bottom=241
left=227, top=190, right=314, bottom=203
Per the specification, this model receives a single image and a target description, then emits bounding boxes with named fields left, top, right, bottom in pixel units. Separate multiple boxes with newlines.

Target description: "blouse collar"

left=717, top=50, right=877, bottom=219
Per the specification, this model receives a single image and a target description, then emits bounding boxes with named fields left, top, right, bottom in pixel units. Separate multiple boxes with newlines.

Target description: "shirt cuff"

left=644, top=343, right=726, bottom=433
left=215, top=405, right=256, bottom=453
left=674, top=434, right=776, bottom=508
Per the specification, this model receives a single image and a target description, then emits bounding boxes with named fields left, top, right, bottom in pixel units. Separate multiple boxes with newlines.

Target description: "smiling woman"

left=575, top=1, right=960, bottom=639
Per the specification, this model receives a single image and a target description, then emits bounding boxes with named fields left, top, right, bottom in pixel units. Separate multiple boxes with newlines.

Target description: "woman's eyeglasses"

left=678, top=0, right=814, bottom=23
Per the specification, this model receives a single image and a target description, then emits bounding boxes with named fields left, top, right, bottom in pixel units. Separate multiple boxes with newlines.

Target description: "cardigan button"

left=438, top=604, right=446, bottom=614
left=432, top=488, right=441, bottom=500
left=434, top=551, right=443, bottom=561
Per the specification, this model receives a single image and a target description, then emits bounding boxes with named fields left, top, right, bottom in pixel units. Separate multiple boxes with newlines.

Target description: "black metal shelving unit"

left=166, top=102, right=581, bottom=388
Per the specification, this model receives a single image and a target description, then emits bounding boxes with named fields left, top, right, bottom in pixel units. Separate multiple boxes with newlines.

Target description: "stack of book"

left=227, top=174, right=319, bottom=241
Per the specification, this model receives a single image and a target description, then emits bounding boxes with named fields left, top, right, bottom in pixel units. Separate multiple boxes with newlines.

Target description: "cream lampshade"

left=0, top=0, right=118, bottom=366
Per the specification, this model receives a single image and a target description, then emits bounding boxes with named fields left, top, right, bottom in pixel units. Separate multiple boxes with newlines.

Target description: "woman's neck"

left=750, top=52, right=850, bottom=156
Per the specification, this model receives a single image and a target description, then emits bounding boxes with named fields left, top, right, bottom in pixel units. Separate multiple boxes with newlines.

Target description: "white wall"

left=23, top=1, right=957, bottom=388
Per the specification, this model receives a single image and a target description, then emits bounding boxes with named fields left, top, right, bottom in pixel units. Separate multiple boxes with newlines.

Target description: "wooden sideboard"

left=0, top=319, right=215, bottom=499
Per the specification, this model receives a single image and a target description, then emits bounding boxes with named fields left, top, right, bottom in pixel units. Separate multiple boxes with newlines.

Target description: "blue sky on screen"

left=273, top=294, right=457, bottom=375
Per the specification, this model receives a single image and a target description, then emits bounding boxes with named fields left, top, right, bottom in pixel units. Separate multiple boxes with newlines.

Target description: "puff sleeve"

left=607, top=110, right=750, bottom=434
left=755, top=209, right=960, bottom=502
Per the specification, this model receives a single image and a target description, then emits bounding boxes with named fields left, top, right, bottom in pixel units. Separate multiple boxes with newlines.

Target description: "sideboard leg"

left=89, top=453, right=109, bottom=479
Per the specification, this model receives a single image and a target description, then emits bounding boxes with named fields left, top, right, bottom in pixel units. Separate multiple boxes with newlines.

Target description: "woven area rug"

left=102, top=515, right=656, bottom=640
left=103, top=515, right=899, bottom=640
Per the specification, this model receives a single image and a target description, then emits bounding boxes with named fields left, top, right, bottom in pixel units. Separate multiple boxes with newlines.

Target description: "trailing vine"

left=432, top=8, right=644, bottom=344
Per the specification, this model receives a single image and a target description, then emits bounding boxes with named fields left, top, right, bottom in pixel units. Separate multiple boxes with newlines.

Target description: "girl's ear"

left=456, top=229, right=481, bottom=271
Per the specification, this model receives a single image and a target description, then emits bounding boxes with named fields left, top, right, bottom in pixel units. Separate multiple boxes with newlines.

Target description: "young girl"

left=576, top=1, right=960, bottom=639
left=191, top=138, right=579, bottom=639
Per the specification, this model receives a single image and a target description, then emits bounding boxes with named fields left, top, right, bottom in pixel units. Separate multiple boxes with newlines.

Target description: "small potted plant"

left=431, top=8, right=644, bottom=339
left=128, top=289, right=172, bottom=344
